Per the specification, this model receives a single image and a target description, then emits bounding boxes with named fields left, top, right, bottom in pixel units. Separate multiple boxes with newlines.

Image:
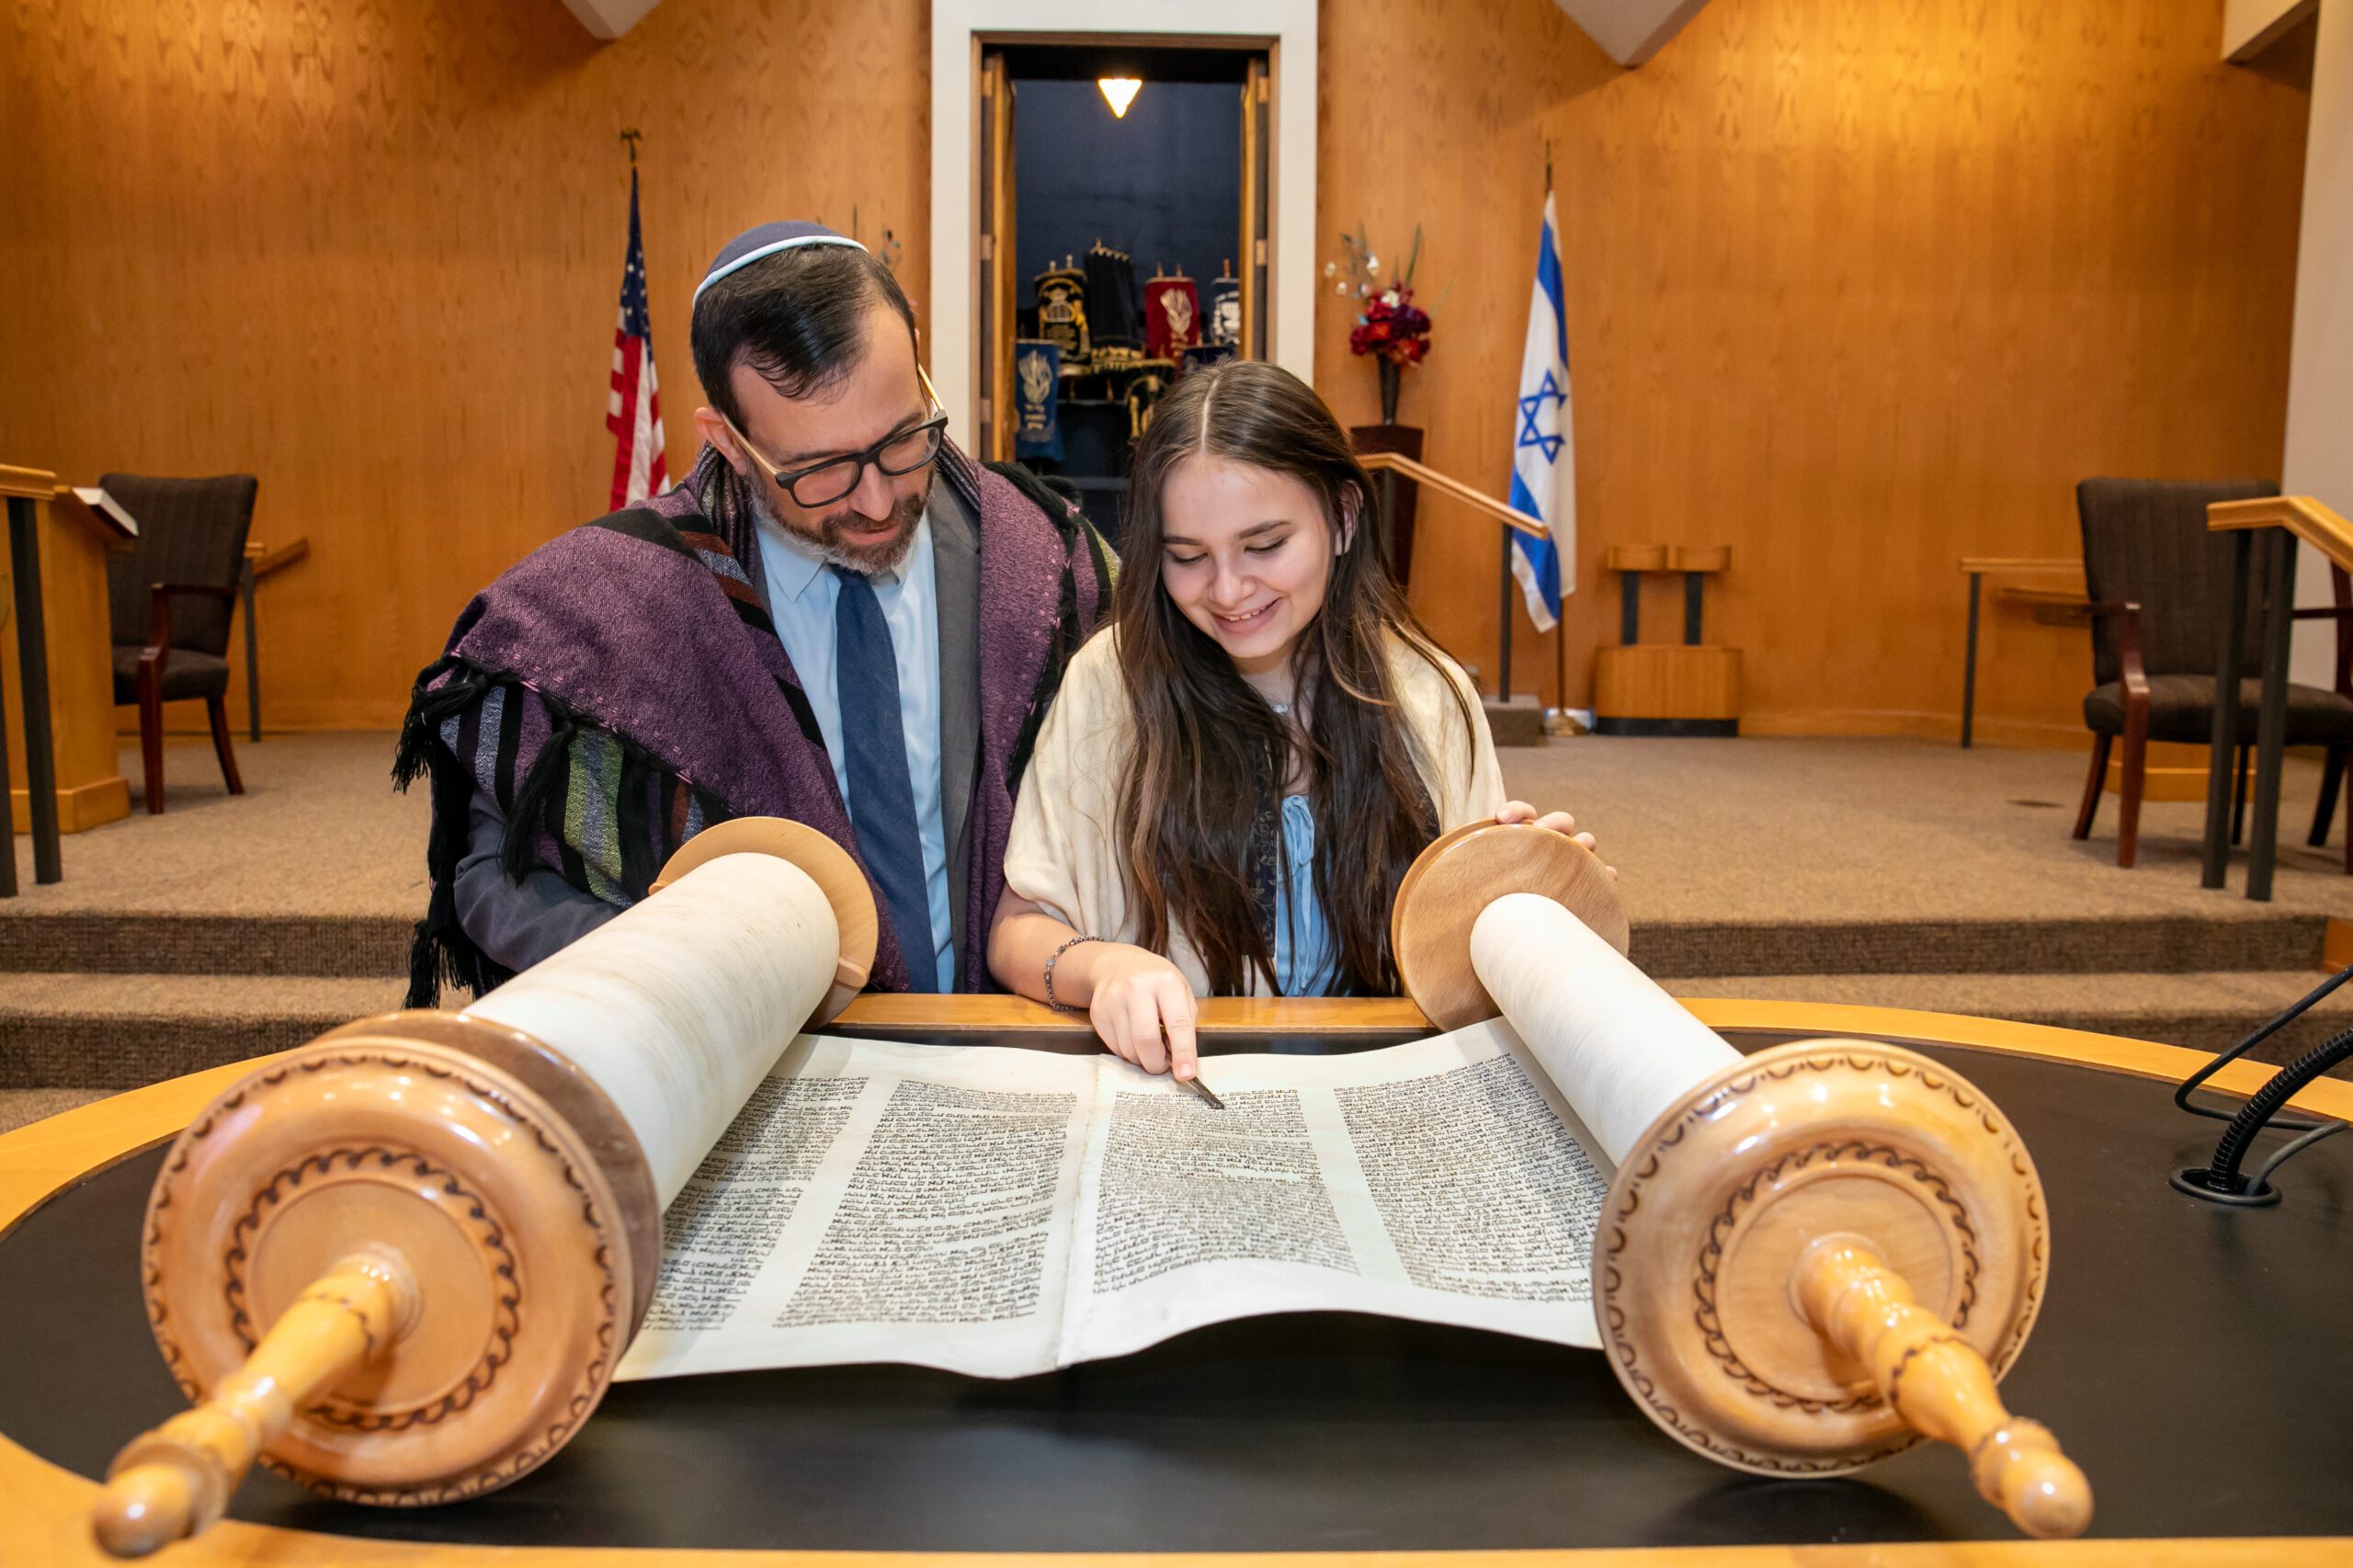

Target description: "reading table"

left=3, top=996, right=2348, bottom=1565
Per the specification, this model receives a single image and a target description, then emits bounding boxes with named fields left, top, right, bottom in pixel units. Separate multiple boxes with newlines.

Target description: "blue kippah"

left=694, top=221, right=868, bottom=305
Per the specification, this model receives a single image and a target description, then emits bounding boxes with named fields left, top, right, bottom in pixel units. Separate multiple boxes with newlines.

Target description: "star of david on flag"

left=1518, top=371, right=1566, bottom=463
left=1508, top=191, right=1574, bottom=633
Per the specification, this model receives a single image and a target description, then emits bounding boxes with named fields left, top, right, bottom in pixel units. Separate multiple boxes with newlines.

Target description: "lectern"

left=0, top=470, right=133, bottom=866
left=2200, top=494, right=2353, bottom=900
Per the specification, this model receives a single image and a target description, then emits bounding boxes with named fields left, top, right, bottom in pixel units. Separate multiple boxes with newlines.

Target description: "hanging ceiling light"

left=1098, top=77, right=1142, bottom=119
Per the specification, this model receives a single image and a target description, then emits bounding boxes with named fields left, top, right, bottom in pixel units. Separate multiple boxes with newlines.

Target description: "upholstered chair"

left=2073, top=478, right=2353, bottom=869
left=102, top=473, right=257, bottom=813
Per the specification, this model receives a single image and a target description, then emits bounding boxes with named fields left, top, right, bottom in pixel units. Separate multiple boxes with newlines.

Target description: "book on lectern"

left=67, top=486, right=139, bottom=538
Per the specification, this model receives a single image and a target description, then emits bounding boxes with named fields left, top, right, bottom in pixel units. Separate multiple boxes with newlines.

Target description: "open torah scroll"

left=616, top=1020, right=1610, bottom=1381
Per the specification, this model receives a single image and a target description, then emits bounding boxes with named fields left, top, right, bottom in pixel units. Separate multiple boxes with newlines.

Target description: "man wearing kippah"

left=397, top=222, right=1116, bottom=999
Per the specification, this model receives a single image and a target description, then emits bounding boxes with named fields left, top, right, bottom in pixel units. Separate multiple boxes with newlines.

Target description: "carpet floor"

left=7, top=731, right=2349, bottom=924
left=6, top=731, right=2352, bottom=1119
left=4, top=733, right=426, bottom=916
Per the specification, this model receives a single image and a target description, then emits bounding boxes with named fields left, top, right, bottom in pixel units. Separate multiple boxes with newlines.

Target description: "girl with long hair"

left=988, top=360, right=1603, bottom=1080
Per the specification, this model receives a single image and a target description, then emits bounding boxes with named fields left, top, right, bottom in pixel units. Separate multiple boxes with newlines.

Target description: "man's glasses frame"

left=722, top=363, right=950, bottom=509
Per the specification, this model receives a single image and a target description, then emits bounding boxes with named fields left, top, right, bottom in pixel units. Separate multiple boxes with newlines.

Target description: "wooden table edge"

left=829, top=994, right=1436, bottom=1033
left=1675, top=997, right=2353, bottom=1118
left=7, top=1000, right=2350, bottom=1566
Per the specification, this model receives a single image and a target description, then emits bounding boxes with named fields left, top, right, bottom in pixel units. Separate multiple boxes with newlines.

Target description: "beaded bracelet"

left=1042, top=934, right=1103, bottom=1011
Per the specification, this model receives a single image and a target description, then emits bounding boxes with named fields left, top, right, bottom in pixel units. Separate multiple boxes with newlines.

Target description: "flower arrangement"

left=1328, top=223, right=1432, bottom=422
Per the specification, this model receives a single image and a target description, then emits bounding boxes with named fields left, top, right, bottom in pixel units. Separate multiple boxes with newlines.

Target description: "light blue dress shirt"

left=751, top=510, right=955, bottom=990
left=1272, top=795, right=1338, bottom=996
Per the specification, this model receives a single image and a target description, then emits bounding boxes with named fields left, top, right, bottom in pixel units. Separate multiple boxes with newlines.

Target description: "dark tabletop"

left=3, top=1033, right=2347, bottom=1552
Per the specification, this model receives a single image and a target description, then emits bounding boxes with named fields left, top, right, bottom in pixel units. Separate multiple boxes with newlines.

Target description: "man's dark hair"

left=691, top=245, right=917, bottom=427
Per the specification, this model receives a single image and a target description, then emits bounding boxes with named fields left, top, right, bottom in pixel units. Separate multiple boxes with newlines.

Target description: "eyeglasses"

left=722, top=364, right=950, bottom=508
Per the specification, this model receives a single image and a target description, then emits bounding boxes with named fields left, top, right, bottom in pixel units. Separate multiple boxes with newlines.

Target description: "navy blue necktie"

left=832, top=567, right=939, bottom=993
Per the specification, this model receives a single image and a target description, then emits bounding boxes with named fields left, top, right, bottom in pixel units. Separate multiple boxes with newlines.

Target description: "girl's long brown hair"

left=1112, top=359, right=1474, bottom=994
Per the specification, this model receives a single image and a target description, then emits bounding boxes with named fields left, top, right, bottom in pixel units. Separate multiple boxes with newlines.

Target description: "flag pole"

left=1546, top=139, right=1568, bottom=724
left=1507, top=134, right=1570, bottom=726
left=607, top=130, right=668, bottom=509
left=1501, top=146, right=1538, bottom=708
left=1498, top=539, right=1514, bottom=702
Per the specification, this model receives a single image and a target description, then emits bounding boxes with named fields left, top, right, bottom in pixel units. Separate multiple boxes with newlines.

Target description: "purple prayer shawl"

left=397, top=442, right=1108, bottom=997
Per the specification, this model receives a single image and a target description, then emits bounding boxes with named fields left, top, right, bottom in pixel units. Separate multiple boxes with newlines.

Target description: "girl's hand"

left=1496, top=801, right=1619, bottom=882
left=1078, top=943, right=1201, bottom=1080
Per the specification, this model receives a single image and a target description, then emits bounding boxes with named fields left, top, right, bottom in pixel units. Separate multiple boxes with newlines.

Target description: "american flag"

left=607, top=168, right=668, bottom=509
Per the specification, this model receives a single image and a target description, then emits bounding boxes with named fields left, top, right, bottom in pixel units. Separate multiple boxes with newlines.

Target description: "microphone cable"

left=2171, top=963, right=2353, bottom=1206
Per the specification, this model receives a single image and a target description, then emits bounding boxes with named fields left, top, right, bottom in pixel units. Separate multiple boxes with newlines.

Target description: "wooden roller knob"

left=1391, top=821, right=1629, bottom=1030
left=95, top=1252, right=415, bottom=1557
left=95, top=815, right=874, bottom=1550
left=650, top=815, right=879, bottom=1021
left=1793, top=1235, right=2091, bottom=1540
left=118, top=1030, right=642, bottom=1540
left=1597, top=1038, right=2084, bottom=1539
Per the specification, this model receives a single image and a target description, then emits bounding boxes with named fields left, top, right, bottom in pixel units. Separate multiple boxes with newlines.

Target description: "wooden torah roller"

left=92, top=818, right=876, bottom=1557
left=1391, top=822, right=2090, bottom=1540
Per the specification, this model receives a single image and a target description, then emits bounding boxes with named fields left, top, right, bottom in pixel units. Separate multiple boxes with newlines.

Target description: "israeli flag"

left=1509, top=191, right=1574, bottom=632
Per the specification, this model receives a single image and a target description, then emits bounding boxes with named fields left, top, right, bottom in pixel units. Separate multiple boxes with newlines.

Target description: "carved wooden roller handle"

left=1792, top=1235, right=2092, bottom=1540
left=93, top=1252, right=415, bottom=1558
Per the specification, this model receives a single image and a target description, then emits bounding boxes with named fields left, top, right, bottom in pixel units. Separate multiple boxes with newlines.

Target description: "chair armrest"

left=144, top=582, right=241, bottom=659
left=2083, top=600, right=2150, bottom=700
left=2285, top=604, right=2353, bottom=699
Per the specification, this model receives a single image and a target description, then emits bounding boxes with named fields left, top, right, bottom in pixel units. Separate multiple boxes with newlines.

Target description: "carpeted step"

left=0, top=973, right=412, bottom=1089
left=1631, top=915, right=2327, bottom=979
left=1665, top=970, right=2353, bottom=1068
left=0, top=912, right=413, bottom=978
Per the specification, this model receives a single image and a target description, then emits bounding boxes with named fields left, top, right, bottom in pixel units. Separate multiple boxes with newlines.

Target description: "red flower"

left=1347, top=285, right=1433, bottom=368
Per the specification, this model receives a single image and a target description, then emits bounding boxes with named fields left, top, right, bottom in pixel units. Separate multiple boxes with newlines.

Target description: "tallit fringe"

left=392, top=656, right=728, bottom=1006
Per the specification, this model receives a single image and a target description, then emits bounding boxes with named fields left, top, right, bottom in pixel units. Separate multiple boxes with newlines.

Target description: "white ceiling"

left=1548, top=0, right=1713, bottom=66
left=563, top=0, right=1713, bottom=61
left=556, top=0, right=665, bottom=40
left=2222, top=0, right=2318, bottom=61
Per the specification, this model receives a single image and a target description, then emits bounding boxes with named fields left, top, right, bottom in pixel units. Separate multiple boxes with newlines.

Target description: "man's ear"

left=693, top=405, right=741, bottom=466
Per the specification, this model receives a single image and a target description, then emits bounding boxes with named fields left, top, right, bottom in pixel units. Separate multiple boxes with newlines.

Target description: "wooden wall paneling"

left=1316, top=0, right=1616, bottom=705
left=0, top=0, right=2313, bottom=740
left=0, top=0, right=931, bottom=734
left=1527, top=0, right=2308, bottom=737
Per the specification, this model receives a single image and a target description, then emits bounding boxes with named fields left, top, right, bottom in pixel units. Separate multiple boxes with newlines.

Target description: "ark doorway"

left=976, top=42, right=1270, bottom=534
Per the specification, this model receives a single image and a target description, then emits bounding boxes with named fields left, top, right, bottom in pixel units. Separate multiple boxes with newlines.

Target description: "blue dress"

left=1271, top=795, right=1339, bottom=996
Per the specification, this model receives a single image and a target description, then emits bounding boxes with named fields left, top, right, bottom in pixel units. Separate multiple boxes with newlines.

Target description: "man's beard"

left=743, top=466, right=930, bottom=575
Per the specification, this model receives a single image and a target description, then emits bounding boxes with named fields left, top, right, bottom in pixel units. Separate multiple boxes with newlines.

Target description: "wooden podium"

left=1593, top=544, right=1742, bottom=736
left=2201, top=494, right=2353, bottom=900
left=1, top=468, right=132, bottom=842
